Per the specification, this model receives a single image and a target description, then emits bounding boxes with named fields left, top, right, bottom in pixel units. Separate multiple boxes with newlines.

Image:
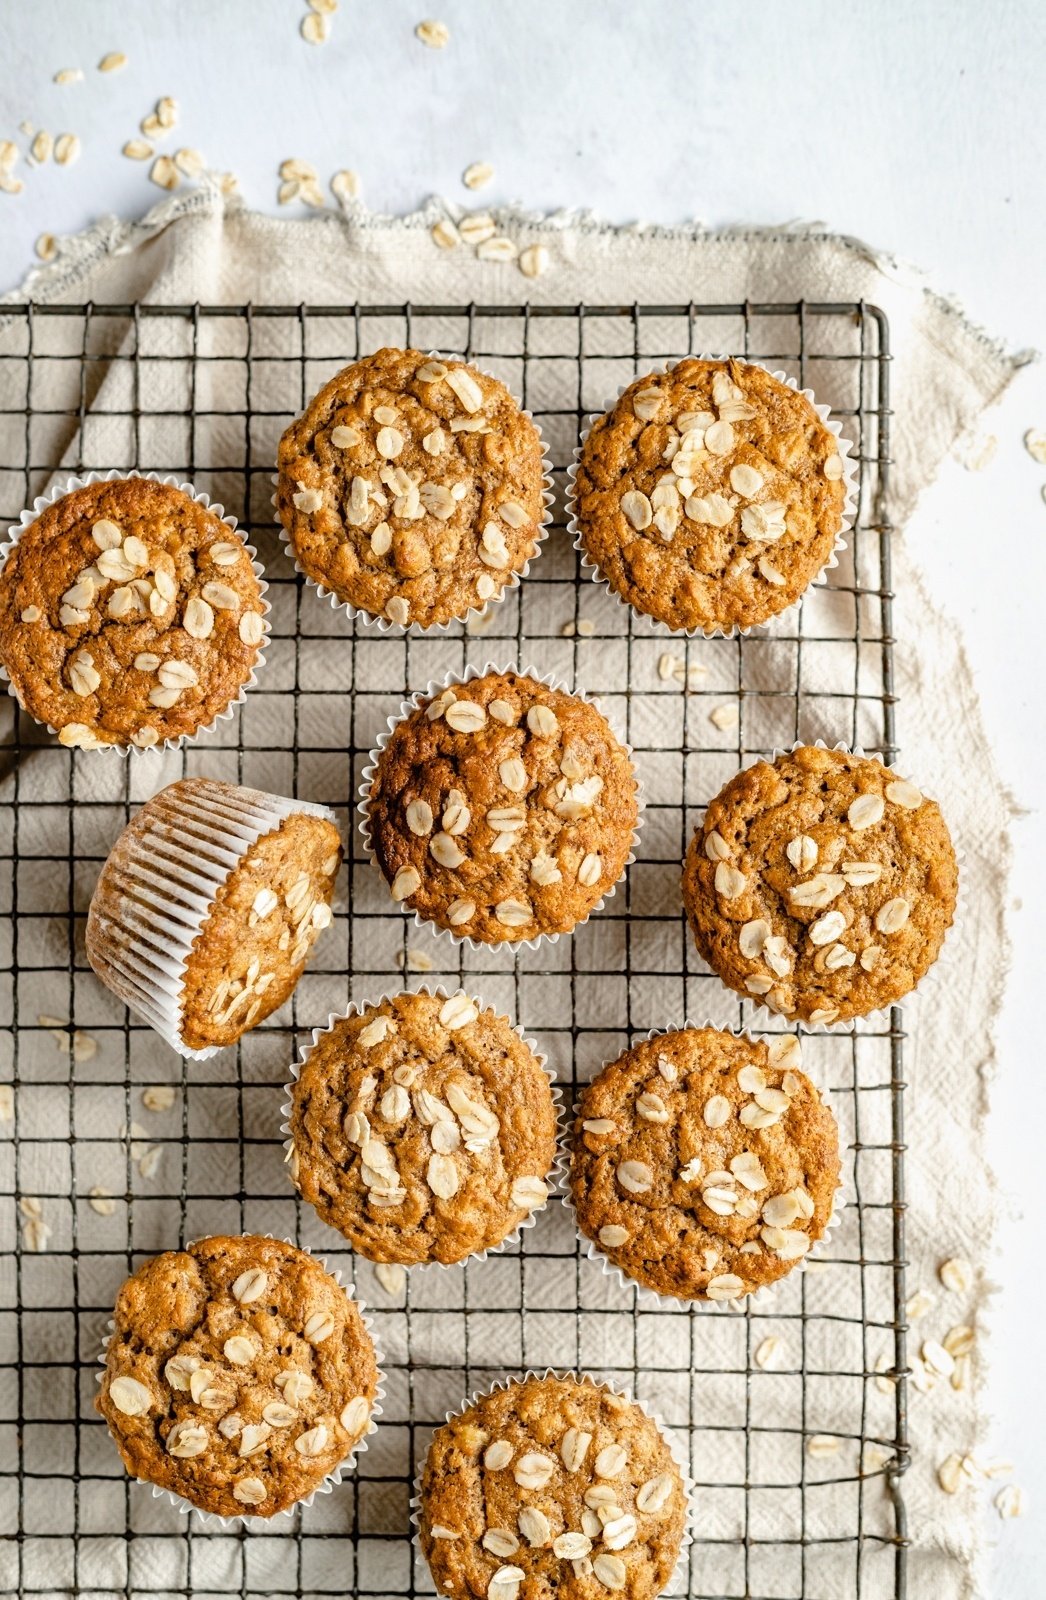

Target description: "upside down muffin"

left=87, top=778, right=341, bottom=1054
left=275, top=348, right=547, bottom=627
left=363, top=669, right=640, bottom=944
left=0, top=476, right=266, bottom=749
left=288, top=989, right=558, bottom=1266
left=570, top=1027, right=840, bottom=1303
left=417, top=1374, right=688, bottom=1600
left=96, top=1234, right=379, bottom=1519
left=682, top=745, right=958, bottom=1024
left=572, top=358, right=848, bottom=634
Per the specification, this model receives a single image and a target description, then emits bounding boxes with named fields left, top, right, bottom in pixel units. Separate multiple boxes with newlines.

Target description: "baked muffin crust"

left=96, top=1234, right=379, bottom=1519
left=682, top=746, right=958, bottom=1023
left=364, top=669, right=639, bottom=944
left=86, top=778, right=342, bottom=1051
left=418, top=1375, right=687, bottom=1600
left=573, top=358, right=846, bottom=633
left=276, top=347, right=547, bottom=627
left=289, top=990, right=558, bottom=1266
left=570, top=1028, right=840, bottom=1302
left=0, top=477, right=265, bottom=748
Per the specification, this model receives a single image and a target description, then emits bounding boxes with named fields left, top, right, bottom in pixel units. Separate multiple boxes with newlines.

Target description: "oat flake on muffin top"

left=682, top=745, right=958, bottom=1024
left=275, top=347, right=547, bottom=628
left=573, top=358, right=847, bottom=634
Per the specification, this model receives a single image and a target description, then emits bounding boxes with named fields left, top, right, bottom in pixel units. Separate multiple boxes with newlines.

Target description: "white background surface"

left=2, top=0, right=1044, bottom=1591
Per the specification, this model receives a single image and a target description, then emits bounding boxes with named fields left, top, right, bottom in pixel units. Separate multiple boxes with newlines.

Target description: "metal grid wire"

left=0, top=300, right=909, bottom=1600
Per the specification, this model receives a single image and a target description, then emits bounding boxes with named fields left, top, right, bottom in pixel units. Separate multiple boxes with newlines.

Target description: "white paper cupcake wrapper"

left=566, top=356, right=858, bottom=640
left=94, top=1232, right=386, bottom=1529
left=280, top=983, right=567, bottom=1272
left=88, top=779, right=337, bottom=1060
left=357, top=661, right=645, bottom=952
left=273, top=351, right=555, bottom=634
left=692, top=740, right=964, bottom=1034
left=0, top=469, right=272, bottom=754
left=563, top=1020, right=847, bottom=1314
left=410, top=1368, right=695, bottom=1599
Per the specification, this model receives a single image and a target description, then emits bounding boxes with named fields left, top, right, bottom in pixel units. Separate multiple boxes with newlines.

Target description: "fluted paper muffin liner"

left=564, top=1020, right=847, bottom=1314
left=692, top=740, right=963, bottom=1034
left=94, top=1233, right=385, bottom=1529
left=0, top=469, right=271, bottom=754
left=357, top=661, right=644, bottom=952
left=273, top=351, right=555, bottom=634
left=566, top=356, right=857, bottom=640
left=280, top=983, right=567, bottom=1273
left=87, top=779, right=337, bottom=1061
left=410, top=1368, right=694, bottom=1599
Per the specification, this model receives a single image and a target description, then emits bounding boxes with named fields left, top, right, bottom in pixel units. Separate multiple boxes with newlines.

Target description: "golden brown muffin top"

left=364, top=670, right=639, bottom=944
left=0, top=477, right=265, bottom=748
left=573, top=358, right=846, bottom=633
left=418, top=1375, right=687, bottom=1600
left=276, top=347, right=546, bottom=627
left=290, top=990, right=558, bottom=1266
left=96, top=1234, right=379, bottom=1519
left=682, top=745, right=958, bottom=1023
left=570, top=1027, right=840, bottom=1302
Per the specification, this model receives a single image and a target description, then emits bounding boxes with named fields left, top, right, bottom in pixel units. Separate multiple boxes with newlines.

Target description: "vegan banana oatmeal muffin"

left=0, top=475, right=267, bottom=750
left=682, top=745, right=958, bottom=1024
left=417, top=1373, right=688, bottom=1600
left=287, top=989, right=558, bottom=1266
left=569, top=1027, right=840, bottom=1303
left=275, top=347, right=548, bottom=628
left=96, top=1234, right=380, bottom=1520
left=87, top=778, right=342, bottom=1055
left=361, top=668, right=640, bottom=945
left=571, top=358, right=849, bottom=634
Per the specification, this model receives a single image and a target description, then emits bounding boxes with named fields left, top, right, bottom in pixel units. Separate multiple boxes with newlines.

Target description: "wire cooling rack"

left=0, top=301, right=909, bottom=1600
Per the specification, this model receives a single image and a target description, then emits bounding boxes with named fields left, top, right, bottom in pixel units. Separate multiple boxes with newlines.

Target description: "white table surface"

left=2, top=0, right=1043, bottom=1591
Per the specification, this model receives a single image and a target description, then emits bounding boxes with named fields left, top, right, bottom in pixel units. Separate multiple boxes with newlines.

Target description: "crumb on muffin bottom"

left=573, top=358, right=847, bottom=634
left=276, top=347, right=547, bottom=628
left=570, top=1027, right=840, bottom=1302
left=289, top=990, right=558, bottom=1266
left=682, top=745, right=958, bottom=1024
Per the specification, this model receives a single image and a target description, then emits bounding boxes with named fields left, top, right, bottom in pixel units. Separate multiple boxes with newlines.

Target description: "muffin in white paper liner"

left=94, top=1233, right=386, bottom=1529
left=410, top=1368, right=694, bottom=1600
left=0, top=469, right=271, bottom=754
left=564, top=1021, right=847, bottom=1315
left=272, top=350, right=555, bottom=634
left=85, top=778, right=337, bottom=1061
left=279, top=983, right=567, bottom=1273
left=686, top=739, right=963, bottom=1035
left=566, top=356, right=858, bottom=640
left=357, top=660, right=644, bottom=953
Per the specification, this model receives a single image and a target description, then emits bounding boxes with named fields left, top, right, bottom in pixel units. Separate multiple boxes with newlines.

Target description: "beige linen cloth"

left=0, top=186, right=1028, bottom=1599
